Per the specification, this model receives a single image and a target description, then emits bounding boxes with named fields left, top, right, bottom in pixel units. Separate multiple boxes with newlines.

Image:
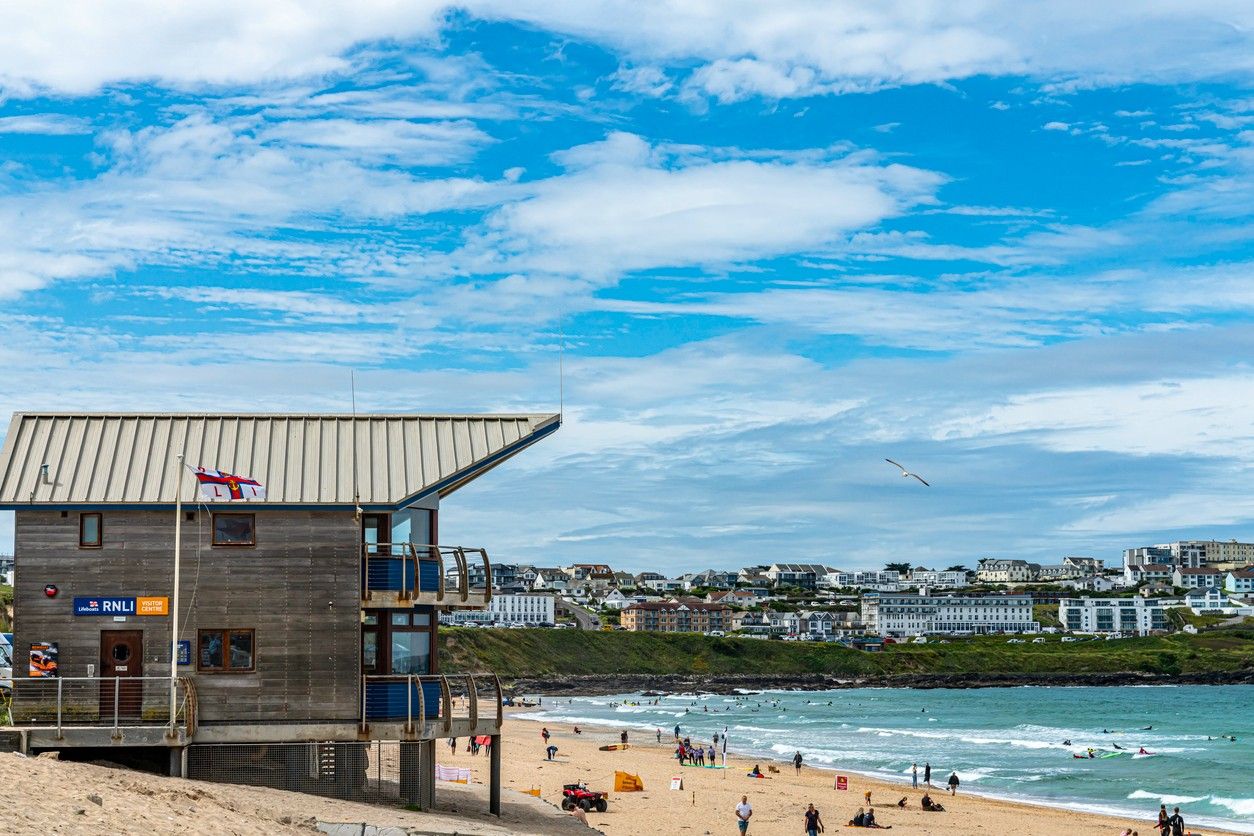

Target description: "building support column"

left=489, top=733, right=502, bottom=816
left=168, top=746, right=184, bottom=777
left=399, top=741, right=421, bottom=805
left=421, top=739, right=436, bottom=810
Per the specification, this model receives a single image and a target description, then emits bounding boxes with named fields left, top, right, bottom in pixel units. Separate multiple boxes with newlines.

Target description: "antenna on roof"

left=351, top=370, right=362, bottom=523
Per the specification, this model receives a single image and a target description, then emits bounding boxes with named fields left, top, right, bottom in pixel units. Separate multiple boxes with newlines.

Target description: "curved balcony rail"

left=361, top=542, right=492, bottom=608
left=360, top=673, right=503, bottom=736
left=6, top=676, right=196, bottom=740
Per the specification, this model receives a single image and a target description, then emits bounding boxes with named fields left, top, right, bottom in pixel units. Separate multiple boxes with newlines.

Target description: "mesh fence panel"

left=186, top=740, right=430, bottom=803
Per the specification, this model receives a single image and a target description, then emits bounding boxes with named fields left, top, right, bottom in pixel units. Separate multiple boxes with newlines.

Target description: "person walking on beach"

left=804, top=803, right=825, bottom=836
left=947, top=771, right=960, bottom=796
left=657, top=728, right=662, bottom=743
left=449, top=737, right=457, bottom=755
left=542, top=727, right=550, bottom=745
left=1168, top=807, right=1185, bottom=836
left=675, top=723, right=682, bottom=739
left=546, top=744, right=558, bottom=761
left=794, top=751, right=803, bottom=773
left=924, top=761, right=931, bottom=787
left=621, top=730, right=629, bottom=746
left=735, top=795, right=753, bottom=834
left=912, top=763, right=918, bottom=788
left=1157, top=804, right=1170, bottom=835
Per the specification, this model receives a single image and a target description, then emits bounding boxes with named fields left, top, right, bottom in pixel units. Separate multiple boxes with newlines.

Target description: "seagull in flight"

left=885, top=459, right=930, bottom=486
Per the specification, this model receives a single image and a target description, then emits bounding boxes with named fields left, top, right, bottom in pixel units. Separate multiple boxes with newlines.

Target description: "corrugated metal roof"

left=0, top=412, right=559, bottom=509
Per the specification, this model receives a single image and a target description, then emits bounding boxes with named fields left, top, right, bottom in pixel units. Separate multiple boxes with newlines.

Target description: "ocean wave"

left=1128, top=790, right=1206, bottom=805
left=1212, top=797, right=1254, bottom=817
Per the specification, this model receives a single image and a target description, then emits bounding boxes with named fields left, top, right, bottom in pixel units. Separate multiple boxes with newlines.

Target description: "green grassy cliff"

left=441, top=625, right=1254, bottom=680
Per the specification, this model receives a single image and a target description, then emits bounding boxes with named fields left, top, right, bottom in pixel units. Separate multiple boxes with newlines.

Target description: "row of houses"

left=1123, top=564, right=1254, bottom=592
left=1123, top=539, right=1254, bottom=572
left=974, top=556, right=1105, bottom=583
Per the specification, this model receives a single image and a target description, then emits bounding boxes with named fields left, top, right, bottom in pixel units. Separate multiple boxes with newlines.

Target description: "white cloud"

left=932, top=375, right=1254, bottom=458
left=1043, top=121, right=1071, bottom=131
left=0, top=113, right=90, bottom=134
left=458, top=131, right=945, bottom=276
left=3, top=3, right=1253, bottom=100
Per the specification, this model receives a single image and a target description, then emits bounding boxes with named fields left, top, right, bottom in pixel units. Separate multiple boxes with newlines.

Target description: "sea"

left=517, top=685, right=1254, bottom=833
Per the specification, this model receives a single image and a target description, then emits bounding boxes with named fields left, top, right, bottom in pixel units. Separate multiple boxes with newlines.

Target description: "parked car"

left=1032, top=637, right=1046, bottom=644
left=1061, top=636, right=1077, bottom=643
left=912, top=636, right=928, bottom=644
left=1006, top=638, right=1025, bottom=644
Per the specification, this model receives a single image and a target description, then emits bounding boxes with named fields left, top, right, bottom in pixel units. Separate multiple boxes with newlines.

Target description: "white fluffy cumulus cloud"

left=2, top=2, right=1252, bottom=97
left=464, top=131, right=945, bottom=275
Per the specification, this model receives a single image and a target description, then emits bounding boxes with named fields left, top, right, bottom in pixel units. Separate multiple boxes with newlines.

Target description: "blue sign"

left=177, top=640, right=191, bottom=665
left=73, top=596, right=136, bottom=616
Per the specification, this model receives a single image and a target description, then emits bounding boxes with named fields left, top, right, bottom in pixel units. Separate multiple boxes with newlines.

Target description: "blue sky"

left=2, top=3, right=1254, bottom=572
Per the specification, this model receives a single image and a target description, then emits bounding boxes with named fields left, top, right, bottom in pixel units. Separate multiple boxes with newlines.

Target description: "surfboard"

left=599, top=744, right=630, bottom=751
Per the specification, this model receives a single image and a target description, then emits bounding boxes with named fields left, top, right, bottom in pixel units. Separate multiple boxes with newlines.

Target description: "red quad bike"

left=561, top=782, right=609, bottom=813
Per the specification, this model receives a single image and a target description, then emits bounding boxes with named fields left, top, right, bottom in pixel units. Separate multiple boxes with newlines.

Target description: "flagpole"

left=170, top=453, right=183, bottom=734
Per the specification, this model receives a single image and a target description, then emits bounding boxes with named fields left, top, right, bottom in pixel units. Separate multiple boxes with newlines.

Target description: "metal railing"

left=360, top=673, right=502, bottom=736
left=6, top=676, right=195, bottom=739
left=361, top=542, right=492, bottom=606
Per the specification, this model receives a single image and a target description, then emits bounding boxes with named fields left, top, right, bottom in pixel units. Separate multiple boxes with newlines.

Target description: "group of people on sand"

left=676, top=739, right=714, bottom=766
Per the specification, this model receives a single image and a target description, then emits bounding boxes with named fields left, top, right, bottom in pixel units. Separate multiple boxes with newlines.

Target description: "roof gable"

left=0, top=412, right=559, bottom=509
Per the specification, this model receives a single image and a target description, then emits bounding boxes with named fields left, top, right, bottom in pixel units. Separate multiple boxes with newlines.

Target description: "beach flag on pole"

left=189, top=466, right=266, bottom=501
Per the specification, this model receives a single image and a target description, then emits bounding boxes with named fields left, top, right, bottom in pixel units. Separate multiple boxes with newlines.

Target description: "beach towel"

left=435, top=765, right=471, bottom=784
left=614, top=771, right=644, bottom=792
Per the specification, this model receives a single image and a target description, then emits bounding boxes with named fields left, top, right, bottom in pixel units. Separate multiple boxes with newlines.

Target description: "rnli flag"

left=190, top=466, right=266, bottom=501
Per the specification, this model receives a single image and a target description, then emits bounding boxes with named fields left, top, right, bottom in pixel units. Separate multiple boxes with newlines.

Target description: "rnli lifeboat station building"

left=0, top=411, right=559, bottom=811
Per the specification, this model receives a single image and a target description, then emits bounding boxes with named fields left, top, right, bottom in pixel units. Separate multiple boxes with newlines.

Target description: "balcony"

left=360, top=673, right=503, bottom=739
left=361, top=542, right=492, bottom=608
left=6, top=675, right=197, bottom=749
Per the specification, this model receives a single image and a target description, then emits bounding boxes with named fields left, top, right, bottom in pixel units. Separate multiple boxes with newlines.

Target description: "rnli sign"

left=74, top=596, right=169, bottom=616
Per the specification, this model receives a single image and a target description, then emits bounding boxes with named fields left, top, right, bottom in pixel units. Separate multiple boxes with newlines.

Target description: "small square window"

left=212, top=513, right=255, bottom=546
left=391, top=612, right=410, bottom=626
left=197, top=628, right=255, bottom=673
left=79, top=513, right=102, bottom=548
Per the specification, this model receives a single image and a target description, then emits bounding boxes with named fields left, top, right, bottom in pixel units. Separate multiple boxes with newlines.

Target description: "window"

left=79, top=513, right=102, bottom=548
left=197, top=629, right=255, bottom=672
left=213, top=513, right=255, bottom=546
left=363, top=609, right=434, bottom=675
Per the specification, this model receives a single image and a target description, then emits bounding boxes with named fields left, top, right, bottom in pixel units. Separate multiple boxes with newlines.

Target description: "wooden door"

left=99, top=630, right=143, bottom=719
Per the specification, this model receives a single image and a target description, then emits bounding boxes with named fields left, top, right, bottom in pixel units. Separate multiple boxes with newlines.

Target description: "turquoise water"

left=520, top=685, right=1254, bottom=833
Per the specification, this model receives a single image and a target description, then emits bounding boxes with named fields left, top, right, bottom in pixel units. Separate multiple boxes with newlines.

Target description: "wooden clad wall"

left=13, top=509, right=361, bottom=725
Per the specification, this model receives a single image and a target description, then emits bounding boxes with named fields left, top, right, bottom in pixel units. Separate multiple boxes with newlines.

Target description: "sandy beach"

left=448, top=708, right=1242, bottom=836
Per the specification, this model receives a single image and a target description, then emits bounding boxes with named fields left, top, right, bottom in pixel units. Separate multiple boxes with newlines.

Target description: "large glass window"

left=212, top=514, right=255, bottom=546
left=391, top=631, right=430, bottom=674
left=361, top=609, right=434, bottom=675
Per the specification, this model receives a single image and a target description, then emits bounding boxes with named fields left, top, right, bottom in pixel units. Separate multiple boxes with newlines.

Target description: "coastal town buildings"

left=1172, top=567, right=1225, bottom=589
left=975, top=559, right=1036, bottom=583
left=0, top=410, right=559, bottom=812
left=1123, top=540, right=1254, bottom=572
left=907, top=568, right=969, bottom=588
left=620, top=599, right=731, bottom=633
left=863, top=592, right=1039, bottom=637
left=1123, top=563, right=1174, bottom=585
left=1058, top=597, right=1167, bottom=636
left=1226, top=569, right=1254, bottom=594
left=441, top=592, right=557, bottom=626
left=765, top=563, right=833, bottom=589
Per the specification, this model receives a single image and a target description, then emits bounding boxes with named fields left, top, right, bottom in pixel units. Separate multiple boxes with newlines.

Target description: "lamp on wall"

left=44, top=584, right=58, bottom=598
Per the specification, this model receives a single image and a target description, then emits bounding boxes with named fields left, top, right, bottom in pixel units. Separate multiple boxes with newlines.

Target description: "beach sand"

left=0, top=749, right=590, bottom=835
left=445, top=708, right=1239, bottom=836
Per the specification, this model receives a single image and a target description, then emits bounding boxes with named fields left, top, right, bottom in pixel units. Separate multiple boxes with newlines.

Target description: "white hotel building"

left=863, top=593, right=1039, bottom=637
left=1058, top=597, right=1167, bottom=636
left=441, top=592, right=557, bottom=626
